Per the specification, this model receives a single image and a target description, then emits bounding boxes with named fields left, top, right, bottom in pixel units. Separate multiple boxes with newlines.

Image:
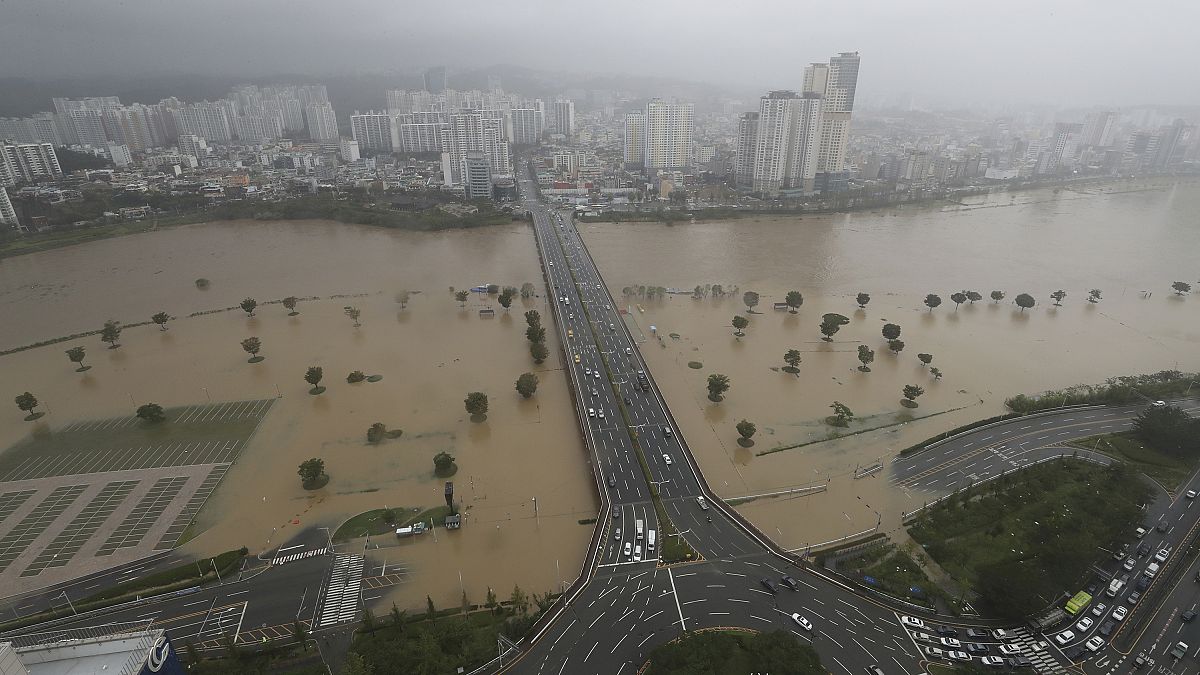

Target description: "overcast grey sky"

left=2, top=0, right=1196, bottom=107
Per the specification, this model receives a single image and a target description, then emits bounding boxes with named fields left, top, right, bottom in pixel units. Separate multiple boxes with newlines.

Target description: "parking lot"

left=0, top=400, right=272, bottom=594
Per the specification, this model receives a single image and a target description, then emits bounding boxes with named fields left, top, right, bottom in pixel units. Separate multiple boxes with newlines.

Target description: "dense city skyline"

left=2, top=0, right=1198, bottom=108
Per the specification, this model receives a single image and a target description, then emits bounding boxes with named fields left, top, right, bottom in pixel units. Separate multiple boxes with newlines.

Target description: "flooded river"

left=580, top=179, right=1200, bottom=549
left=0, top=179, right=1198, bottom=608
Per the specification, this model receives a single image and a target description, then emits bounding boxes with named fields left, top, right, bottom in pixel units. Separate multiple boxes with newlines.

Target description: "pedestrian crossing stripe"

left=271, top=546, right=329, bottom=565
left=316, top=554, right=364, bottom=628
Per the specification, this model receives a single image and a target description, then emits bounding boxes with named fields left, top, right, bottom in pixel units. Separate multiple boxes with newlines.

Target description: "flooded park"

left=1, top=177, right=1199, bottom=608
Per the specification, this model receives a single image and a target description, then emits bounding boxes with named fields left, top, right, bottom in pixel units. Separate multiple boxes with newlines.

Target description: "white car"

left=548, top=261, right=554, bottom=266
left=912, top=632, right=933, bottom=642
left=940, top=637, right=961, bottom=647
left=1076, top=617, right=1093, bottom=632
left=980, top=656, right=1005, bottom=667
left=1188, top=490, right=1197, bottom=500
left=585, top=368, right=592, bottom=376
left=1112, top=606, right=1128, bottom=621
left=1124, top=557, right=1137, bottom=570
left=593, top=370, right=600, bottom=379
left=613, top=528, right=621, bottom=540
left=588, top=408, right=595, bottom=417
left=1086, top=636, right=1105, bottom=652
left=991, top=629, right=1008, bottom=640
left=1156, top=548, right=1171, bottom=563
left=1055, top=631, right=1075, bottom=645
left=598, top=409, right=605, bottom=419
left=791, top=614, right=813, bottom=631
left=1092, top=602, right=1107, bottom=616
left=633, top=545, right=642, bottom=562
left=569, top=313, right=574, bottom=320
left=948, top=651, right=970, bottom=663
left=1151, top=400, right=1166, bottom=407
left=925, top=647, right=945, bottom=659
left=662, top=454, right=673, bottom=465
left=998, top=644, right=1022, bottom=656
left=623, top=542, right=631, bottom=558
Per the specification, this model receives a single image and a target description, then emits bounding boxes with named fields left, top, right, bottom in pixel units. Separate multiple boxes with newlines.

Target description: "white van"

left=647, top=529, right=657, bottom=551
left=635, top=519, right=644, bottom=540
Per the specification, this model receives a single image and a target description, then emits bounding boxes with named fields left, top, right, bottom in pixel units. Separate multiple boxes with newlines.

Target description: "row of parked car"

left=900, top=616, right=1032, bottom=668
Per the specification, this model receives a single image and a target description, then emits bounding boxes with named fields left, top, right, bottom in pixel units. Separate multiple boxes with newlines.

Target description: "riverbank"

left=0, top=196, right=517, bottom=260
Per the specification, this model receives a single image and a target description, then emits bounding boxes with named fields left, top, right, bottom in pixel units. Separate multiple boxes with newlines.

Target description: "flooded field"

left=581, top=179, right=1200, bottom=550
left=0, top=220, right=596, bottom=611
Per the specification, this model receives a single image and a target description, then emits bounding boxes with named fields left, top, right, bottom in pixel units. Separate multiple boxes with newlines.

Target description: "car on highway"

left=1189, top=490, right=1197, bottom=499
left=998, top=645, right=1022, bottom=656
left=936, top=625, right=958, bottom=637
left=588, top=408, right=595, bottom=417
left=1075, top=617, right=1093, bottom=632
left=624, top=347, right=632, bottom=355
left=697, top=496, right=709, bottom=510
left=1054, top=630, right=1075, bottom=646
left=574, top=354, right=580, bottom=363
left=1137, top=576, right=1151, bottom=591
left=598, top=409, right=605, bottom=419
left=940, top=637, right=961, bottom=647
left=1113, top=543, right=1130, bottom=560
left=1138, top=542, right=1152, bottom=557
left=1006, top=657, right=1033, bottom=668
left=865, top=667, right=885, bottom=675
left=593, top=370, right=600, bottom=379
left=901, top=616, right=926, bottom=629
left=1127, top=591, right=1142, bottom=604
left=548, top=261, right=554, bottom=266
left=780, top=576, right=800, bottom=591
left=613, top=527, right=620, bottom=539
left=662, top=454, right=673, bottom=465
left=1156, top=547, right=1171, bottom=562
left=966, top=643, right=989, bottom=656
left=913, top=632, right=933, bottom=642
left=1157, top=521, right=1169, bottom=533
left=608, top=475, right=617, bottom=487
left=791, top=614, right=813, bottom=631
left=1182, top=610, right=1197, bottom=623
left=1152, top=400, right=1167, bottom=407
left=948, top=651, right=970, bottom=663
left=966, top=629, right=989, bottom=639
left=633, top=545, right=642, bottom=562
left=759, top=578, right=777, bottom=594
left=925, top=647, right=945, bottom=659
left=1092, top=602, right=1107, bottom=616
left=992, top=629, right=1008, bottom=640
left=1112, top=606, right=1128, bottom=621
left=590, top=388, right=597, bottom=396
left=1145, top=562, right=1160, bottom=578
left=1124, top=557, right=1137, bottom=570
left=1086, top=636, right=1105, bottom=652
left=623, top=542, right=631, bottom=558
left=1135, top=526, right=1148, bottom=538
left=980, top=656, right=1005, bottom=667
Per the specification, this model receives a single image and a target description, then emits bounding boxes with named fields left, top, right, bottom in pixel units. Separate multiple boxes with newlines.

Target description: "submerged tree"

left=902, top=384, right=926, bottom=407
left=856, top=292, right=870, bottom=309
left=731, top=315, right=749, bottom=338
left=882, top=323, right=901, bottom=341
left=950, top=292, right=967, bottom=311
left=965, top=290, right=983, bottom=304
left=918, top=353, right=933, bottom=367
left=1050, top=290, right=1067, bottom=306
left=283, top=296, right=300, bottom=315
left=530, top=341, right=548, bottom=364
left=65, top=346, right=89, bottom=372
left=819, top=313, right=849, bottom=341
left=525, top=309, right=541, bottom=328
left=241, top=337, right=263, bottom=362
left=888, top=339, right=905, bottom=354
left=857, top=345, right=875, bottom=372
left=743, top=291, right=760, bottom=313
left=304, top=366, right=325, bottom=394
left=455, top=290, right=470, bottom=307
left=924, top=294, right=942, bottom=312
left=830, top=401, right=855, bottom=426
left=736, top=419, right=757, bottom=444
left=100, top=320, right=122, bottom=349
left=1088, top=289, right=1102, bottom=303
left=783, top=349, right=802, bottom=373
left=345, top=306, right=362, bottom=327
left=930, top=367, right=943, bottom=380
left=152, top=312, right=170, bottom=330
left=464, top=391, right=489, bottom=417
left=785, top=290, right=804, bottom=313
left=14, top=392, right=40, bottom=420
left=298, top=458, right=326, bottom=487
left=707, top=373, right=731, bottom=402
left=136, top=403, right=166, bottom=423
left=1172, top=281, right=1191, bottom=296
left=515, top=373, right=539, bottom=398
left=1014, top=293, right=1036, bottom=312
left=240, top=297, right=257, bottom=317
left=990, top=290, right=1006, bottom=303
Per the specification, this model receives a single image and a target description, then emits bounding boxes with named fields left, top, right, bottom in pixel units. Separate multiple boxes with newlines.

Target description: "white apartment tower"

left=642, top=100, right=694, bottom=170
left=749, top=91, right=822, bottom=194
left=0, top=187, right=20, bottom=232
left=803, top=51, right=861, bottom=176
left=440, top=113, right=510, bottom=186
left=305, top=102, right=339, bottom=141
left=350, top=112, right=394, bottom=153
left=463, top=151, right=493, bottom=200
left=552, top=99, right=576, bottom=137
left=510, top=108, right=544, bottom=145
left=1, top=142, right=63, bottom=185
left=623, top=112, right=646, bottom=167
left=1081, top=111, right=1117, bottom=147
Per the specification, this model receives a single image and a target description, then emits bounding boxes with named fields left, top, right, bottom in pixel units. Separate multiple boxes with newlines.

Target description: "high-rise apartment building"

left=350, top=112, right=395, bottom=153
left=623, top=112, right=646, bottom=167
left=1, top=142, right=63, bottom=185
left=1081, top=111, right=1117, bottom=147
left=172, top=102, right=232, bottom=143
left=1035, top=122, right=1082, bottom=175
left=424, top=67, right=448, bottom=94
left=803, top=51, right=861, bottom=178
left=746, top=91, right=822, bottom=194
left=340, top=139, right=360, bottom=163
left=642, top=100, right=694, bottom=170
left=0, top=187, right=20, bottom=232
left=510, top=108, right=544, bottom=145
left=69, top=109, right=109, bottom=147
left=552, top=99, right=576, bottom=137
left=733, top=112, right=759, bottom=187
left=439, top=114, right=510, bottom=186
left=106, top=143, right=133, bottom=167
left=177, top=134, right=208, bottom=158
left=305, top=102, right=339, bottom=141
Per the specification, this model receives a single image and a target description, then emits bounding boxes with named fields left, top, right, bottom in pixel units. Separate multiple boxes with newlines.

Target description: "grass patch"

left=646, top=629, right=823, bottom=675
left=1072, top=432, right=1192, bottom=490
left=908, top=459, right=1150, bottom=620
left=578, top=517, right=597, bottom=525
left=333, top=506, right=453, bottom=542
left=1005, top=370, right=1197, bottom=414
left=758, top=405, right=966, bottom=456
left=840, top=543, right=950, bottom=610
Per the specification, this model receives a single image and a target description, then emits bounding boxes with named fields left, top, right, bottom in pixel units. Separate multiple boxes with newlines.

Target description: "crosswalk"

left=271, top=546, right=328, bottom=565
left=1009, top=627, right=1070, bottom=675
left=316, top=554, right=363, bottom=628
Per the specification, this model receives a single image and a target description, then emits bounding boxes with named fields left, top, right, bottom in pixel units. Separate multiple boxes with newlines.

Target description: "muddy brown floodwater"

left=0, top=220, right=596, bottom=612
left=580, top=179, right=1200, bottom=550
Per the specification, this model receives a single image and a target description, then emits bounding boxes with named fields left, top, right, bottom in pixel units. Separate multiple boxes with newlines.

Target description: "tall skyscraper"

left=69, top=109, right=108, bottom=147
left=733, top=112, right=759, bottom=187
left=745, top=91, right=822, bottom=194
left=424, top=67, right=448, bottom=94
left=1, top=142, right=63, bottom=185
left=803, top=51, right=861, bottom=177
left=510, top=108, right=544, bottom=145
left=552, top=99, right=576, bottom=137
left=623, top=112, right=646, bottom=168
left=1081, top=111, right=1117, bottom=147
left=642, top=100, right=694, bottom=170
left=439, top=113, right=510, bottom=186
left=305, top=102, right=339, bottom=141
left=350, top=112, right=395, bottom=153
left=463, top=151, right=493, bottom=199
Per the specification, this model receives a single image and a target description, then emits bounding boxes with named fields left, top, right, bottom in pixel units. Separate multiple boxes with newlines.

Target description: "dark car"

left=936, top=625, right=959, bottom=637
left=1157, top=521, right=1169, bottom=532
left=966, top=643, right=990, bottom=655
left=1099, top=620, right=1116, bottom=636
left=967, top=628, right=990, bottom=639
left=1182, top=610, right=1197, bottom=623
left=1006, top=657, right=1033, bottom=669
left=1137, top=576, right=1151, bottom=591
left=1138, top=542, right=1152, bottom=557
left=759, top=578, right=777, bottom=594
left=1128, top=591, right=1142, bottom=604
left=1065, top=646, right=1086, bottom=661
left=608, top=475, right=617, bottom=487
left=780, top=575, right=800, bottom=591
